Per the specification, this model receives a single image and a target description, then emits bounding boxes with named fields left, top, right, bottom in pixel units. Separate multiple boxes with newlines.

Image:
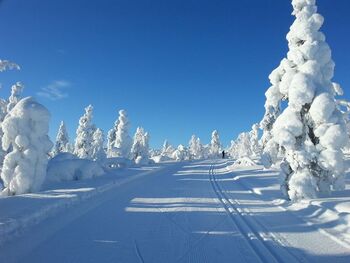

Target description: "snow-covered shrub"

left=74, top=105, right=96, bottom=159
left=0, top=97, right=53, bottom=195
left=47, top=154, right=104, bottom=182
left=229, top=132, right=252, bottom=159
left=269, top=0, right=348, bottom=201
left=52, top=121, right=70, bottom=156
left=91, top=128, right=106, bottom=161
left=209, top=130, right=221, bottom=158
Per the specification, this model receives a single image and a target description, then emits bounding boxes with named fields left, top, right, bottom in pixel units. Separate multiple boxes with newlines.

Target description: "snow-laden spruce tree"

left=7, top=82, right=24, bottom=113
left=91, top=128, right=106, bottom=161
left=189, top=135, right=203, bottom=160
left=209, top=130, right=221, bottom=158
left=270, top=0, right=348, bottom=200
left=131, top=127, right=150, bottom=164
left=0, top=97, right=53, bottom=195
left=249, top=123, right=261, bottom=157
left=74, top=105, right=96, bottom=159
left=106, top=117, right=119, bottom=158
left=114, top=110, right=132, bottom=158
left=52, top=121, right=70, bottom=156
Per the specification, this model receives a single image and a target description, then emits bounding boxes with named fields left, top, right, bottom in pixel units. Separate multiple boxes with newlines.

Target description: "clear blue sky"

left=0, top=0, right=349, bottom=148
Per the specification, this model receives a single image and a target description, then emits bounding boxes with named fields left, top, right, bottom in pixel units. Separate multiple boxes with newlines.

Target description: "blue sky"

left=0, top=0, right=349, bottom=148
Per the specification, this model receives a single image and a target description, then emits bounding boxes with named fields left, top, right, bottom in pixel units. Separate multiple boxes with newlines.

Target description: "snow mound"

left=151, top=155, right=172, bottom=163
left=100, top=157, right=133, bottom=170
left=47, top=154, right=104, bottom=182
left=232, top=157, right=257, bottom=167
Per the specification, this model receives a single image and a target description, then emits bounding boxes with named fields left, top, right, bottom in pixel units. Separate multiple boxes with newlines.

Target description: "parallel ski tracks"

left=209, top=163, right=304, bottom=263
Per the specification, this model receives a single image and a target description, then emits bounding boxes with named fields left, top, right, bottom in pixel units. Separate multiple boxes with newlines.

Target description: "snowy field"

left=0, top=159, right=349, bottom=262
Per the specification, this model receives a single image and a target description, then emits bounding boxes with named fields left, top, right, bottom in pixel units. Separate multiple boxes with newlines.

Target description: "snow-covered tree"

left=229, top=132, right=252, bottom=159
left=52, top=121, right=70, bottom=156
left=74, top=105, right=96, bottom=159
left=114, top=110, right=132, bottom=158
left=106, top=117, right=119, bottom=158
left=209, top=130, right=221, bottom=158
left=161, top=139, right=175, bottom=158
left=270, top=0, right=348, bottom=200
left=7, top=82, right=24, bottom=113
left=249, top=123, right=261, bottom=157
left=172, top=144, right=189, bottom=161
left=0, top=97, right=53, bottom=195
left=91, top=128, right=106, bottom=161
left=189, top=135, right=203, bottom=160
left=131, top=127, right=150, bottom=164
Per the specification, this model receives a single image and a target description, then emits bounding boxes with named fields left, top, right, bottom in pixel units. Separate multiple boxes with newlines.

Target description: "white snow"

left=0, top=97, right=53, bottom=196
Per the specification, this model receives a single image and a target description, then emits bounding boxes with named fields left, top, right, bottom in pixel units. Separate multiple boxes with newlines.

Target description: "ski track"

left=1, top=160, right=350, bottom=262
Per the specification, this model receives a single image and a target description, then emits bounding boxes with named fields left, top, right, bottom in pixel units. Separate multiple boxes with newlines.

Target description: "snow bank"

left=229, top=157, right=257, bottom=168
left=151, top=155, right=172, bottom=163
left=47, top=154, right=104, bottom=182
left=100, top=157, right=133, bottom=170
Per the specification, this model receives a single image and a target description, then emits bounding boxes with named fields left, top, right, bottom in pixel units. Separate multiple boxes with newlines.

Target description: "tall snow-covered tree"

left=209, top=130, right=221, bottom=158
left=74, top=105, right=96, bottom=159
left=52, top=121, right=70, bottom=156
left=114, top=110, right=132, bottom=158
left=91, top=128, right=106, bottom=161
left=270, top=0, right=348, bottom=200
left=0, top=97, right=53, bottom=195
left=189, top=135, right=203, bottom=160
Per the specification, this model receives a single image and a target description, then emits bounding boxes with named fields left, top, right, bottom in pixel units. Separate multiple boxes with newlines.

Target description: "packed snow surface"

left=0, top=159, right=350, bottom=262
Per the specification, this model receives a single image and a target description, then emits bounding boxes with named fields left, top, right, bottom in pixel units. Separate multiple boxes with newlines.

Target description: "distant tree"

left=189, top=135, right=203, bottom=160
left=52, top=121, right=69, bottom=156
left=209, top=130, right=221, bottom=158
left=114, top=110, right=132, bottom=158
left=172, top=144, right=189, bottom=161
left=131, top=127, right=149, bottom=164
left=91, top=128, right=106, bottom=161
left=74, top=105, right=96, bottom=159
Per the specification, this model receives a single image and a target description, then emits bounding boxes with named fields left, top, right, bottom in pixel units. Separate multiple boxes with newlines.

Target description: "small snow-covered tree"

left=209, top=130, right=221, bottom=158
left=172, top=144, right=189, bottom=161
left=270, top=0, right=348, bottom=201
left=52, top=121, right=69, bottom=156
left=249, top=123, right=261, bottom=157
left=161, top=139, right=175, bottom=158
left=131, top=127, right=149, bottom=164
left=0, top=97, right=53, bottom=195
left=74, top=105, right=96, bottom=159
left=114, top=110, right=132, bottom=158
left=107, top=117, right=119, bottom=158
left=91, top=128, right=106, bottom=161
left=7, top=82, right=24, bottom=113
left=189, top=135, right=203, bottom=160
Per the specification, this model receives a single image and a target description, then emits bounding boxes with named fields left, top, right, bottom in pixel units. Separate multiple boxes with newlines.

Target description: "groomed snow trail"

left=1, top=160, right=349, bottom=262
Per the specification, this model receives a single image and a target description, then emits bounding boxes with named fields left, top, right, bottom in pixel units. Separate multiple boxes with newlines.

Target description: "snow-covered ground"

left=0, top=159, right=350, bottom=262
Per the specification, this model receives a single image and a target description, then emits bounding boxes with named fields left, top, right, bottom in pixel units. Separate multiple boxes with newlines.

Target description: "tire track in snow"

left=209, top=162, right=300, bottom=263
